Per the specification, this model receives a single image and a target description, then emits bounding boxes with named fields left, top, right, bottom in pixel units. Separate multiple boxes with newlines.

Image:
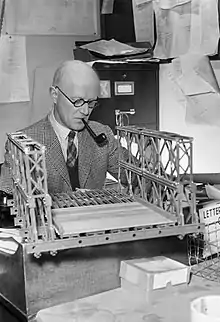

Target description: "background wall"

left=159, top=61, right=220, bottom=174
left=0, top=36, right=76, bottom=162
left=1, top=36, right=220, bottom=175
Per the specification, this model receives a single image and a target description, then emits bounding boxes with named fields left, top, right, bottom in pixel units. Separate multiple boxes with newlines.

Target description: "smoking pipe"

left=82, top=119, right=108, bottom=147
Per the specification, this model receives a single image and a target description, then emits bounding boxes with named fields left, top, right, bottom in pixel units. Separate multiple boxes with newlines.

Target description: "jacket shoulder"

left=20, top=116, right=51, bottom=143
left=21, top=116, right=48, bottom=132
left=88, top=120, right=112, bottom=133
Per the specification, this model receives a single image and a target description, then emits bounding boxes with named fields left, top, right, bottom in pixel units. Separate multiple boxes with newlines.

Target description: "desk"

left=36, top=275, right=220, bottom=322
left=0, top=236, right=188, bottom=320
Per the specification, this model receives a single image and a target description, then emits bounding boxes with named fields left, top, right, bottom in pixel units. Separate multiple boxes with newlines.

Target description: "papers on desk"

left=80, top=39, right=149, bottom=57
left=86, top=58, right=158, bottom=68
left=205, top=185, right=220, bottom=200
left=86, top=60, right=126, bottom=67
left=0, top=228, right=22, bottom=255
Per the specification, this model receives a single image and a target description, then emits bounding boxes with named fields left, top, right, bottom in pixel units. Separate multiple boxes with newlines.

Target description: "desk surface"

left=36, top=275, right=220, bottom=322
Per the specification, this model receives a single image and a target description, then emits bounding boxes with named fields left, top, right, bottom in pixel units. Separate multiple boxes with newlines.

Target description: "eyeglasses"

left=55, top=86, right=99, bottom=109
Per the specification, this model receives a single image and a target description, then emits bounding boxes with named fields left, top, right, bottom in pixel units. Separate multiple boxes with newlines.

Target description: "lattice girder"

left=117, top=126, right=196, bottom=225
left=7, top=132, right=54, bottom=243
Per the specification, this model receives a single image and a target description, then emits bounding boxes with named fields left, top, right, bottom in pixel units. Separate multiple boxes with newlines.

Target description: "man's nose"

left=80, top=102, right=89, bottom=116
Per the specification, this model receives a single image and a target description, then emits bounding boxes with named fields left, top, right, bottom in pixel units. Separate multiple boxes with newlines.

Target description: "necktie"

left=66, top=131, right=77, bottom=168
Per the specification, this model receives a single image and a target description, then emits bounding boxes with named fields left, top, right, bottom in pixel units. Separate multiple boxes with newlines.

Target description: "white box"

left=119, top=256, right=190, bottom=292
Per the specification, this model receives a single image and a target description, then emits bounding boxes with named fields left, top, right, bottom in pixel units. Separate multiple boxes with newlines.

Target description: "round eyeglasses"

left=55, top=86, right=99, bottom=109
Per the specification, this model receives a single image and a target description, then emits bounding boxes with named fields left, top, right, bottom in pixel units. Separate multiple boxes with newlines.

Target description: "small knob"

left=34, top=252, right=42, bottom=259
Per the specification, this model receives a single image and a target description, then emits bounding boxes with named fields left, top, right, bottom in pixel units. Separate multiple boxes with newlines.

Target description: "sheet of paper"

left=185, top=93, right=220, bottom=127
left=81, top=39, right=149, bottom=57
left=171, top=54, right=220, bottom=127
left=86, top=60, right=127, bottom=67
left=189, top=0, right=219, bottom=56
left=154, top=0, right=191, bottom=58
left=5, top=0, right=99, bottom=36
left=205, top=185, right=220, bottom=200
left=154, top=0, right=219, bottom=59
left=174, top=54, right=220, bottom=95
left=159, top=0, right=191, bottom=9
left=0, top=35, right=30, bottom=103
left=0, top=228, right=22, bottom=255
left=101, top=0, right=115, bottom=14
left=132, top=0, right=154, bottom=44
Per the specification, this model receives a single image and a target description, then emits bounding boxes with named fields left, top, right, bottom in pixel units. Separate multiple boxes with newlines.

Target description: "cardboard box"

left=119, top=256, right=190, bottom=292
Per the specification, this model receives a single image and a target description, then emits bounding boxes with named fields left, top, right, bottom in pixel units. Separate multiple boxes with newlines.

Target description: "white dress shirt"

left=49, top=109, right=78, bottom=161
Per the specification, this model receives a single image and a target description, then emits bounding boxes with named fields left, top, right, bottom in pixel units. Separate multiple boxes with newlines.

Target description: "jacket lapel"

left=78, top=129, right=93, bottom=188
left=42, top=117, right=72, bottom=189
left=41, top=116, right=95, bottom=189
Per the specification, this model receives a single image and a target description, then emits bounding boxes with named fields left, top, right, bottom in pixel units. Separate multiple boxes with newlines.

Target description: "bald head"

left=50, top=60, right=100, bottom=131
left=52, top=60, right=99, bottom=89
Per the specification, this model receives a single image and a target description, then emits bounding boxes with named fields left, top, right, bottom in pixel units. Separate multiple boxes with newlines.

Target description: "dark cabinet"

left=90, top=62, right=159, bottom=133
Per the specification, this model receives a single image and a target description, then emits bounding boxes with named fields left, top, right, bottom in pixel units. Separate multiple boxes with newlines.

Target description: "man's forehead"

left=61, top=62, right=97, bottom=80
left=58, top=76, right=99, bottom=101
left=61, top=69, right=98, bottom=89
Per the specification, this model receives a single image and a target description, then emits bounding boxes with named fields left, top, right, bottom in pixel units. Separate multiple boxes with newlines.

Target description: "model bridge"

left=6, top=125, right=203, bottom=257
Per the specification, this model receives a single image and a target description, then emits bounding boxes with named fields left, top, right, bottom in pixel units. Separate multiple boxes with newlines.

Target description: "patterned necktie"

left=66, top=131, right=77, bottom=168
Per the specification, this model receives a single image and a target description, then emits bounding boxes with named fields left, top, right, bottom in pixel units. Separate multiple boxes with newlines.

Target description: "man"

left=0, top=60, right=127, bottom=195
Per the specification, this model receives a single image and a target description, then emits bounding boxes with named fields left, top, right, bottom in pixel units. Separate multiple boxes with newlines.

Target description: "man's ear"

left=49, top=86, right=58, bottom=104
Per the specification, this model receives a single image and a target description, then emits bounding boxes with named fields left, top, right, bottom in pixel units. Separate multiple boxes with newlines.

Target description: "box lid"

left=119, top=256, right=190, bottom=290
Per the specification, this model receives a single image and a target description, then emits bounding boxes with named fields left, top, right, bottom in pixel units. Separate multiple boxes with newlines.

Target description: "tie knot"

left=68, top=130, right=75, bottom=140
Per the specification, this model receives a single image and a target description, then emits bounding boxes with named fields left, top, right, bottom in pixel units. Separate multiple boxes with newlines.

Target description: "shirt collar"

left=49, top=109, right=72, bottom=140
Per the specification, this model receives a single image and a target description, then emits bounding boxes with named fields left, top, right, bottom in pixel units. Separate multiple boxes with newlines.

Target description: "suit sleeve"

left=0, top=140, right=13, bottom=194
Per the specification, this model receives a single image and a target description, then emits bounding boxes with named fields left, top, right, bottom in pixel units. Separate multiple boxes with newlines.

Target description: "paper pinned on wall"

left=158, top=0, right=191, bottom=9
left=101, top=0, right=115, bottom=14
left=154, top=0, right=191, bottom=58
left=189, top=0, right=219, bottom=56
left=5, top=0, right=100, bottom=37
left=174, top=54, right=220, bottom=95
left=171, top=54, right=220, bottom=127
left=132, top=0, right=154, bottom=44
left=185, top=94, right=220, bottom=127
left=154, top=0, right=220, bottom=59
left=0, top=35, right=30, bottom=103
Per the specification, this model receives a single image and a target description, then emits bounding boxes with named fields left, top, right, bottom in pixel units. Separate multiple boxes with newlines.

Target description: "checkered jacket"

left=0, top=116, right=126, bottom=195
